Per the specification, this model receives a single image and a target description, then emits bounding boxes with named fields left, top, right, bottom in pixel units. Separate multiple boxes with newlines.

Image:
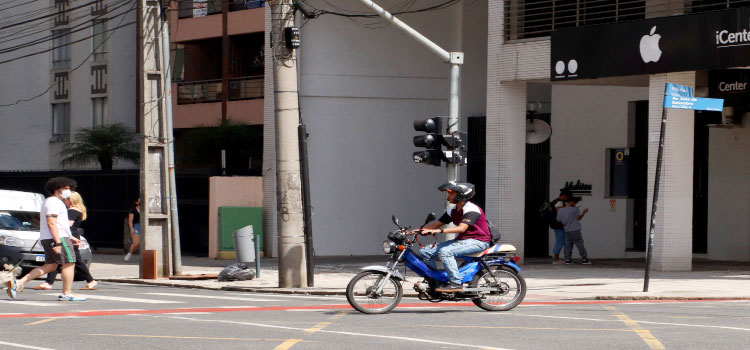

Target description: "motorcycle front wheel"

left=470, top=265, right=526, bottom=311
left=346, top=271, right=403, bottom=314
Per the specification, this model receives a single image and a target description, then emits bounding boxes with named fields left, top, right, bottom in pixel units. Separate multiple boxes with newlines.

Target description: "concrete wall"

left=550, top=85, right=649, bottom=258
left=208, top=176, right=263, bottom=258
left=707, top=125, right=750, bottom=260
left=295, top=0, right=487, bottom=255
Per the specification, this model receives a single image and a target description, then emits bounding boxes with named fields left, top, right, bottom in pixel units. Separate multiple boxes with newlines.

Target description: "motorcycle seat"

left=465, top=244, right=517, bottom=257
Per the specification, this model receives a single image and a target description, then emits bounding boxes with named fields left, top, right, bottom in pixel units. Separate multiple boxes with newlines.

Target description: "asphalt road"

left=2, top=282, right=749, bottom=350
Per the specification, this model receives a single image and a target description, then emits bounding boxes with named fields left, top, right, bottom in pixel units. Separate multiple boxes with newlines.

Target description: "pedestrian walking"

left=34, top=191, right=97, bottom=290
left=8, top=177, right=87, bottom=301
left=556, top=195, right=592, bottom=265
left=124, top=198, right=140, bottom=261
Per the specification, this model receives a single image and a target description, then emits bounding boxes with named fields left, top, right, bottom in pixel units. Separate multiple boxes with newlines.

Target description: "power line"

left=0, top=0, right=113, bottom=31
left=0, top=0, right=134, bottom=54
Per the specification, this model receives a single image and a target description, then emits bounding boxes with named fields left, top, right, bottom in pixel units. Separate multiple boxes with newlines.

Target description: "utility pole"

left=137, top=0, right=177, bottom=277
left=271, top=0, right=307, bottom=287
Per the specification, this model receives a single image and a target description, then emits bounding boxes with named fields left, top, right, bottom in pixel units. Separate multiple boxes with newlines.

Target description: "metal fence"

left=0, top=169, right=211, bottom=254
left=177, top=79, right=222, bottom=104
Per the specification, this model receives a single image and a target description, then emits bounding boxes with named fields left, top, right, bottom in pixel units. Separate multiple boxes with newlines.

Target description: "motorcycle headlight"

left=382, top=240, right=395, bottom=254
left=0, top=235, right=24, bottom=247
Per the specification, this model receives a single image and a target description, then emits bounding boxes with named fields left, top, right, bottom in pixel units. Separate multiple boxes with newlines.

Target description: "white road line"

left=143, top=292, right=279, bottom=302
left=42, top=293, right=183, bottom=304
left=0, top=300, right=61, bottom=307
left=510, top=313, right=750, bottom=332
left=161, top=315, right=514, bottom=350
left=0, top=340, right=56, bottom=350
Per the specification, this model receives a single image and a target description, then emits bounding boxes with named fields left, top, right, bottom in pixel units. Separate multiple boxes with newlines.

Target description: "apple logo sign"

left=567, top=60, right=578, bottom=74
left=640, top=26, right=662, bottom=63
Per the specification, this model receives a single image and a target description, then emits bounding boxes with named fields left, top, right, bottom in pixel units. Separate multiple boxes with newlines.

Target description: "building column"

left=486, top=80, right=526, bottom=259
left=647, top=72, right=695, bottom=271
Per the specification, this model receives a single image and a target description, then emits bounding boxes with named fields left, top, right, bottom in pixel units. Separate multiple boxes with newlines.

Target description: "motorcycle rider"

left=414, top=182, right=492, bottom=292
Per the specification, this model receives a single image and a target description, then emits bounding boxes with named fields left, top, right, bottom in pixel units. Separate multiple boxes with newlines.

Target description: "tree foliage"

left=58, top=123, right=139, bottom=171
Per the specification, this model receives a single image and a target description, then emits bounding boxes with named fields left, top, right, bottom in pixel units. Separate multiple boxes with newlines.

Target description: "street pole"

left=357, top=0, right=463, bottom=238
left=160, top=9, right=182, bottom=276
left=644, top=108, right=668, bottom=292
left=272, top=0, right=307, bottom=287
left=137, top=0, right=174, bottom=277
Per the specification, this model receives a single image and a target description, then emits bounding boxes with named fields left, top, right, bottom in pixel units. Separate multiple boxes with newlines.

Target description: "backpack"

left=485, top=218, right=502, bottom=245
left=539, top=200, right=559, bottom=225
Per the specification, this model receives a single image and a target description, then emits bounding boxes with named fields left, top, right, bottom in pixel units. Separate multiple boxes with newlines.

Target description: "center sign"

left=551, top=7, right=750, bottom=81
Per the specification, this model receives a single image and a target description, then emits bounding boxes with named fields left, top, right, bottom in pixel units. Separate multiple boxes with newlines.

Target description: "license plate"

left=35, top=255, right=45, bottom=262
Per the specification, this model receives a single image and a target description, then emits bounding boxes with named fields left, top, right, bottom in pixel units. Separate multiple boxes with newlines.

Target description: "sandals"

left=32, top=283, right=52, bottom=290
left=81, top=281, right=98, bottom=290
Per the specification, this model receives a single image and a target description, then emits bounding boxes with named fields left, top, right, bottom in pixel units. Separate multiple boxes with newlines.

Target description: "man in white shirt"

left=8, top=177, right=86, bottom=301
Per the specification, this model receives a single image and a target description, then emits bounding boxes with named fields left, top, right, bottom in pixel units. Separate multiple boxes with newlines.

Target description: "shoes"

left=435, top=283, right=463, bottom=292
left=124, top=253, right=132, bottom=261
left=58, top=294, right=87, bottom=302
left=6, top=279, right=17, bottom=299
left=564, top=260, right=573, bottom=265
left=581, top=260, right=593, bottom=265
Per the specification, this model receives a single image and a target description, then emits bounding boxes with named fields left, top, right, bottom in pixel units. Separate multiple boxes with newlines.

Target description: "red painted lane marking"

left=0, top=299, right=741, bottom=319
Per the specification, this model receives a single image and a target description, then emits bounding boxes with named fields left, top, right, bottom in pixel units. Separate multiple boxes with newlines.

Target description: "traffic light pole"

left=358, top=0, right=463, bottom=238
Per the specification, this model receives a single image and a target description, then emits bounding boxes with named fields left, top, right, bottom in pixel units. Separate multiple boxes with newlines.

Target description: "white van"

left=0, top=190, right=92, bottom=275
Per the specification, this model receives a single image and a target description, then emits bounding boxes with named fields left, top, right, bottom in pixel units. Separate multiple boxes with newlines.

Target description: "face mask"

left=60, top=189, right=72, bottom=199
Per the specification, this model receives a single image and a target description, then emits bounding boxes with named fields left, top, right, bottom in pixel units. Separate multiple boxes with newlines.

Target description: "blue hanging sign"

left=663, top=95, right=724, bottom=111
left=664, top=83, right=694, bottom=97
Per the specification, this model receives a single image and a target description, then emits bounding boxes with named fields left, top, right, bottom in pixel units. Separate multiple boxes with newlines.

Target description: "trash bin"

left=233, top=225, right=255, bottom=263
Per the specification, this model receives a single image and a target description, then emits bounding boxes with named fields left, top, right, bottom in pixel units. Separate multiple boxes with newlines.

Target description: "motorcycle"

left=346, top=214, right=526, bottom=314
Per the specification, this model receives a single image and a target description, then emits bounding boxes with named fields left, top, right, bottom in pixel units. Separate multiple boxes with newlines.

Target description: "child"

left=556, top=196, right=592, bottom=265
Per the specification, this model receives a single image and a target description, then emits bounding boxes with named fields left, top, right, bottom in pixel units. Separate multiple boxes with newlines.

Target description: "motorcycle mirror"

left=392, top=215, right=400, bottom=227
left=424, top=213, right=436, bottom=225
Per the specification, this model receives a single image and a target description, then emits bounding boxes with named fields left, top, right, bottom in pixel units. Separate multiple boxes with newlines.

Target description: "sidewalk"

left=89, top=253, right=750, bottom=301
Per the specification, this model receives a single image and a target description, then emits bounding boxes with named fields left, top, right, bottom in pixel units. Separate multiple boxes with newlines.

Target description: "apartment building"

left=0, top=0, right=137, bottom=170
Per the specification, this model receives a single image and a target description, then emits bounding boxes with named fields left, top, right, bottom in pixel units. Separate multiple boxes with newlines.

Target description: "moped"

left=346, top=214, right=526, bottom=314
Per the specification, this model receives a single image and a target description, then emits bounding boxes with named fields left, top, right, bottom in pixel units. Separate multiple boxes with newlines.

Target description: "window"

left=92, top=97, right=108, bottom=126
left=92, top=19, right=108, bottom=62
left=52, top=103, right=70, bottom=141
left=52, top=29, right=71, bottom=69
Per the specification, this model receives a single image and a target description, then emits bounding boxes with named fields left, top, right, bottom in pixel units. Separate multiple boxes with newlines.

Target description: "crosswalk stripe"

left=0, top=300, right=61, bottom=307
left=144, top=292, right=279, bottom=302
left=42, top=293, right=183, bottom=304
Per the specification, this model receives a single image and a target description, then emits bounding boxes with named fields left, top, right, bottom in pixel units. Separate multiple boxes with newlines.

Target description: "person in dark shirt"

left=125, top=198, right=140, bottom=261
left=413, top=182, right=491, bottom=292
left=35, top=191, right=97, bottom=290
left=548, top=189, right=572, bottom=264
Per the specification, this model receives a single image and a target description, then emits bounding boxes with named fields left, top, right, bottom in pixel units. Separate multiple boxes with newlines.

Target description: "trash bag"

left=218, top=263, right=256, bottom=282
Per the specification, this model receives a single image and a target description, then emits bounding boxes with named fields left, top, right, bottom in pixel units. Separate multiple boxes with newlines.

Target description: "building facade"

left=269, top=0, right=749, bottom=270
left=0, top=0, right=137, bottom=170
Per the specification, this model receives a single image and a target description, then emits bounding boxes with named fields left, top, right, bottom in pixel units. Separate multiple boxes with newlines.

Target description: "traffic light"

left=413, top=118, right=443, bottom=166
left=412, top=118, right=468, bottom=166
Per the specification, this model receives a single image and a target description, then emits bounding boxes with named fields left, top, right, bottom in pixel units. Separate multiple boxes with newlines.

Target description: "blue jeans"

left=418, top=239, right=489, bottom=285
left=552, top=229, right=565, bottom=254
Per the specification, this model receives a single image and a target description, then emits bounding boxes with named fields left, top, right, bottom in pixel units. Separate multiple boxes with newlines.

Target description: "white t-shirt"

left=40, top=197, right=71, bottom=240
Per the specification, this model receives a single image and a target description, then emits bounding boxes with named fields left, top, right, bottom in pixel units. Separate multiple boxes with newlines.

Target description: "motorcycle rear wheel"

left=470, top=265, right=526, bottom=311
left=346, top=271, right=403, bottom=314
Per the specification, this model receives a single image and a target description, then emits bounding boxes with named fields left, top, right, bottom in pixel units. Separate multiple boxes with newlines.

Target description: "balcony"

left=178, top=79, right=222, bottom=104
left=229, top=75, right=263, bottom=101
left=177, top=76, right=263, bottom=104
left=178, top=0, right=264, bottom=19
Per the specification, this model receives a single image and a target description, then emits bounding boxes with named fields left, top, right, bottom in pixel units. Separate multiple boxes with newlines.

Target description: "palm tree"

left=58, top=123, right=139, bottom=170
